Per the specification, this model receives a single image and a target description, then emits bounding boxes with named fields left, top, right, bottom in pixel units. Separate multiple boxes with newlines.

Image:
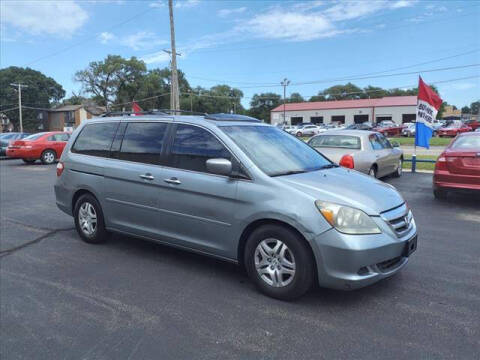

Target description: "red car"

left=6, top=131, right=71, bottom=164
left=433, top=132, right=480, bottom=199
left=464, top=119, right=480, bottom=131
left=373, top=121, right=404, bottom=137
left=437, top=121, right=472, bottom=137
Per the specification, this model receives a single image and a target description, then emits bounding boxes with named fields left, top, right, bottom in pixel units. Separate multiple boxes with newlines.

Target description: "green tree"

left=470, top=100, right=479, bottom=115
left=461, top=106, right=471, bottom=114
left=248, top=93, right=282, bottom=122
left=74, top=55, right=147, bottom=110
left=62, top=92, right=87, bottom=105
left=0, top=66, right=65, bottom=131
left=287, top=92, right=304, bottom=103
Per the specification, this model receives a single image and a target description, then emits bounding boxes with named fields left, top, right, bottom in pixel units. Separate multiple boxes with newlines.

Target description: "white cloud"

left=141, top=51, right=172, bottom=64
left=218, top=7, right=246, bottom=18
left=391, top=0, right=417, bottom=9
left=99, top=32, right=114, bottom=44
left=0, top=0, right=88, bottom=37
left=97, top=31, right=167, bottom=50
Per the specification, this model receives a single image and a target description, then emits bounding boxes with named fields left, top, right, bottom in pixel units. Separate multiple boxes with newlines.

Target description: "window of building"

left=169, top=124, right=231, bottom=173
left=64, top=111, right=75, bottom=127
left=290, top=117, right=303, bottom=125
left=118, top=122, right=168, bottom=164
left=310, top=116, right=323, bottom=124
left=72, top=122, right=118, bottom=157
left=402, top=114, right=416, bottom=123
left=331, top=115, right=345, bottom=124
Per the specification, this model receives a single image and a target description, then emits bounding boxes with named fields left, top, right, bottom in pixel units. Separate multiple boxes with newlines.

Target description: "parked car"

left=55, top=114, right=417, bottom=300
left=308, top=130, right=403, bottom=178
left=402, top=123, right=416, bottom=137
left=345, top=123, right=373, bottom=131
left=0, top=132, right=30, bottom=156
left=373, top=121, right=404, bottom=137
left=433, top=132, right=480, bottom=199
left=294, top=124, right=319, bottom=137
left=6, top=131, right=70, bottom=164
left=464, top=119, right=480, bottom=131
left=437, top=121, right=472, bottom=137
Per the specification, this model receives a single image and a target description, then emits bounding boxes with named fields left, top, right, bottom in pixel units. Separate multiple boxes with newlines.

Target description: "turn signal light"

left=56, top=162, right=64, bottom=177
left=339, top=155, right=355, bottom=169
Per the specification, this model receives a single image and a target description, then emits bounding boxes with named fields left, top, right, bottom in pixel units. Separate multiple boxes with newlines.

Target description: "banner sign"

left=415, top=77, right=443, bottom=149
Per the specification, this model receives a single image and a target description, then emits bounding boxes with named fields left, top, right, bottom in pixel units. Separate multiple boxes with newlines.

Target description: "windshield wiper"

left=318, top=164, right=339, bottom=170
left=270, top=170, right=308, bottom=177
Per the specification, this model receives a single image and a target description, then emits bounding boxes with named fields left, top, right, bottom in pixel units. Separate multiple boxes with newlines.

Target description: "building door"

left=354, top=115, right=369, bottom=124
left=310, top=116, right=323, bottom=124
left=331, top=115, right=345, bottom=124
left=291, top=117, right=303, bottom=125
left=402, top=114, right=416, bottom=123
left=376, top=116, right=392, bottom=123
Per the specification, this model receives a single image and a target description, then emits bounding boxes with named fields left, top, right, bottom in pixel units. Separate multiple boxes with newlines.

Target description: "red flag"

left=132, top=101, right=142, bottom=115
left=418, top=77, right=442, bottom=111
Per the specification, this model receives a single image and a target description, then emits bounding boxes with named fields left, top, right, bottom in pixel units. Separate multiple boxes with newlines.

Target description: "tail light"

left=56, top=162, right=64, bottom=177
left=339, top=154, right=355, bottom=169
left=435, top=155, right=447, bottom=171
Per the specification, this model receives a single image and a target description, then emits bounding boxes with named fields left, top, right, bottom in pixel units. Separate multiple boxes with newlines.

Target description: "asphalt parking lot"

left=1, top=159, right=479, bottom=359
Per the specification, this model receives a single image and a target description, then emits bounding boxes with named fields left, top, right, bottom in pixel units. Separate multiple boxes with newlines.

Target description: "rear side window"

left=118, top=122, right=168, bottom=164
left=169, top=124, right=231, bottom=173
left=72, top=122, right=118, bottom=157
left=451, top=136, right=480, bottom=149
left=309, top=135, right=361, bottom=149
left=369, top=134, right=384, bottom=150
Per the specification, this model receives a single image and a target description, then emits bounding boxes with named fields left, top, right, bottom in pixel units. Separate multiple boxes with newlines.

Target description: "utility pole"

left=168, top=0, right=180, bottom=112
left=10, top=83, right=28, bottom=132
left=281, top=78, right=290, bottom=125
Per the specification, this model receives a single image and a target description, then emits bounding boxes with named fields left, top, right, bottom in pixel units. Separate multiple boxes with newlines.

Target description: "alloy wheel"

left=43, top=151, right=55, bottom=164
left=254, top=238, right=296, bottom=287
left=78, top=202, right=97, bottom=236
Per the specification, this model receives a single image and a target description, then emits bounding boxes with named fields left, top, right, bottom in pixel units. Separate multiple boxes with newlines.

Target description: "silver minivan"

left=55, top=113, right=417, bottom=300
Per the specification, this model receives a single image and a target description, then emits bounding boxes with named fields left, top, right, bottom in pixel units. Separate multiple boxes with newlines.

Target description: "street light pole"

left=281, top=78, right=290, bottom=125
left=10, top=83, right=28, bottom=132
left=168, top=0, right=180, bottom=112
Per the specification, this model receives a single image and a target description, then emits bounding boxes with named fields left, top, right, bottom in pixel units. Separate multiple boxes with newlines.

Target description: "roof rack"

left=100, top=110, right=169, bottom=117
left=156, top=109, right=207, bottom=116
left=204, top=113, right=261, bottom=122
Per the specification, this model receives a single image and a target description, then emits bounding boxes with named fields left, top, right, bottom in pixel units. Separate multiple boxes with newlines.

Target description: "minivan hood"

left=276, top=167, right=404, bottom=215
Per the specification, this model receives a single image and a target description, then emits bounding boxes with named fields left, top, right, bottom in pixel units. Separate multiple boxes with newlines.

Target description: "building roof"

left=51, top=104, right=83, bottom=112
left=271, top=96, right=417, bottom=112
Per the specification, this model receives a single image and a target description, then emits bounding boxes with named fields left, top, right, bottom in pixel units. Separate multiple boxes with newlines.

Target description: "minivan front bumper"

left=311, top=209, right=417, bottom=290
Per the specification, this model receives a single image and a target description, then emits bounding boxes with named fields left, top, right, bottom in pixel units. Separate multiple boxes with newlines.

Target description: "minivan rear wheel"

left=244, top=224, right=314, bottom=300
left=74, top=194, right=109, bottom=244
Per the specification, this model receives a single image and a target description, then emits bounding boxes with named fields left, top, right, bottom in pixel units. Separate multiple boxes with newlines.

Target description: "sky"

left=1, top=0, right=479, bottom=109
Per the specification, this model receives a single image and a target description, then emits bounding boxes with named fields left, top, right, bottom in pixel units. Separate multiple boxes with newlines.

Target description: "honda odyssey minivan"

left=55, top=113, right=417, bottom=300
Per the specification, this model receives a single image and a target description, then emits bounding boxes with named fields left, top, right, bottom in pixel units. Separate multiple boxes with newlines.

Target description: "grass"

left=402, top=155, right=438, bottom=171
left=388, top=137, right=451, bottom=146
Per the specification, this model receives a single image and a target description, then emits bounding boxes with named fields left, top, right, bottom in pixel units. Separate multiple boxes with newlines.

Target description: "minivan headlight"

left=315, top=200, right=381, bottom=235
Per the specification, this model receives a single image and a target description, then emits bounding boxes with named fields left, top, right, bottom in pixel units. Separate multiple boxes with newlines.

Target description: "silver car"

left=294, top=124, right=319, bottom=137
left=308, top=130, right=404, bottom=178
left=55, top=114, right=417, bottom=300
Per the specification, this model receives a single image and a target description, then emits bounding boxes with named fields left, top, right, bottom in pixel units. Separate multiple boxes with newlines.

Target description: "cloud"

left=0, top=0, right=88, bottom=37
left=141, top=51, right=172, bottom=64
left=149, top=0, right=200, bottom=9
left=218, top=7, right=246, bottom=18
left=97, top=31, right=167, bottom=50
left=391, top=0, right=417, bottom=9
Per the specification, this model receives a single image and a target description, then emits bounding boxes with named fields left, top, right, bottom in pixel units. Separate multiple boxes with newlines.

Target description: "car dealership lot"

left=1, top=160, right=479, bottom=359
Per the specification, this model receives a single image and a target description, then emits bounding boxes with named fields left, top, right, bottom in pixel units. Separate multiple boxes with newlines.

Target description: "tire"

left=41, top=149, right=56, bottom=165
left=296, top=132, right=302, bottom=137
left=74, top=194, right=109, bottom=244
left=433, top=188, right=448, bottom=200
left=244, top=224, right=314, bottom=300
left=392, top=158, right=403, bottom=178
left=368, top=165, right=377, bottom=178
left=22, top=159, right=35, bottom=164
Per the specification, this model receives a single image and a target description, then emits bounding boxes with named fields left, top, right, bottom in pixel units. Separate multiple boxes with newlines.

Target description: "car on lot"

left=0, top=132, right=30, bottom=156
left=402, top=123, right=416, bottom=137
left=308, top=130, right=403, bottom=178
left=373, top=121, right=404, bottom=137
left=464, top=119, right=480, bottom=131
left=6, top=131, right=70, bottom=164
left=345, top=123, right=373, bottom=131
left=437, top=121, right=472, bottom=137
left=294, top=124, right=319, bottom=137
left=55, top=113, right=417, bottom=300
left=433, top=132, right=480, bottom=199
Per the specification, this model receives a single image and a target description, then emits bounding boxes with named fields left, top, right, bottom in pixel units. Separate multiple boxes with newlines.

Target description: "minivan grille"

left=381, top=203, right=413, bottom=237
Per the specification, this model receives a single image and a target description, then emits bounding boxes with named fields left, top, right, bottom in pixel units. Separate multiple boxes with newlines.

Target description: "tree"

left=75, top=55, right=147, bottom=110
left=470, top=101, right=479, bottom=115
left=461, top=106, right=471, bottom=114
left=0, top=66, right=65, bottom=131
left=287, top=92, right=304, bottom=103
left=63, top=92, right=87, bottom=105
left=248, top=93, right=282, bottom=122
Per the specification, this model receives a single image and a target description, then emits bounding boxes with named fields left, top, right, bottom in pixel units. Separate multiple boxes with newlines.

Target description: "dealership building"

left=270, top=96, right=417, bottom=126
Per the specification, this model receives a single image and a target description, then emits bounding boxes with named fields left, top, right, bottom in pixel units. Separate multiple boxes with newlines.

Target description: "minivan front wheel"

left=74, top=194, right=108, bottom=244
left=244, top=224, right=314, bottom=300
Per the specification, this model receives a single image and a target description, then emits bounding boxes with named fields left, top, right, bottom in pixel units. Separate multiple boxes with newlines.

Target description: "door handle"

left=139, top=174, right=154, bottom=181
left=164, top=177, right=181, bottom=185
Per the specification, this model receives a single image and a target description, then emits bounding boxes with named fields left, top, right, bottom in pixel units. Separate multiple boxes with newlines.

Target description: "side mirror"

left=206, top=158, right=232, bottom=176
left=391, top=141, right=400, bottom=148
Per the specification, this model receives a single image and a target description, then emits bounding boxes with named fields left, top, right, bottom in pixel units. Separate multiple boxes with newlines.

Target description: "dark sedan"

left=0, top=132, right=30, bottom=156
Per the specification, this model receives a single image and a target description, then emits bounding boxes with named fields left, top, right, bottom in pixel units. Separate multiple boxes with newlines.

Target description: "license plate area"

left=403, top=235, right=417, bottom=257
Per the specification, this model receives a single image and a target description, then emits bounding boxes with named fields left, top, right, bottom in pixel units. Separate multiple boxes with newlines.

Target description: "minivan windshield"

left=221, top=125, right=333, bottom=177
